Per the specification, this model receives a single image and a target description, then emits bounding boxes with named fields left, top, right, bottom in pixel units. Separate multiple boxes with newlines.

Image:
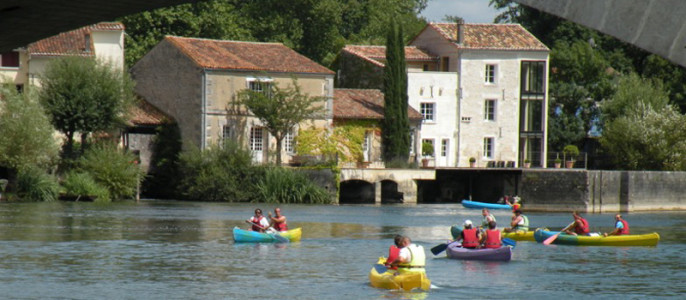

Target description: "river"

left=0, top=201, right=683, bottom=299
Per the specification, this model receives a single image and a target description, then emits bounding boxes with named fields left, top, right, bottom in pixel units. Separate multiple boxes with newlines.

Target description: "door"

left=250, top=127, right=264, bottom=163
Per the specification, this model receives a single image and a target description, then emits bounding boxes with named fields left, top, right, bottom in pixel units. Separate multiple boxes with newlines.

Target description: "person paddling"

left=459, top=220, right=481, bottom=249
left=246, top=208, right=270, bottom=232
left=269, top=207, right=288, bottom=232
left=480, top=208, right=497, bottom=229
left=564, top=211, right=590, bottom=236
left=503, top=209, right=529, bottom=233
left=390, top=236, right=426, bottom=274
left=481, top=221, right=503, bottom=249
left=604, top=214, right=630, bottom=236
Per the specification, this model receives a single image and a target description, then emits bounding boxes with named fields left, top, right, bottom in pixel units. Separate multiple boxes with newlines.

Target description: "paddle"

left=373, top=264, right=388, bottom=274
left=245, top=221, right=289, bottom=243
left=542, top=222, right=575, bottom=245
left=502, top=238, right=516, bottom=248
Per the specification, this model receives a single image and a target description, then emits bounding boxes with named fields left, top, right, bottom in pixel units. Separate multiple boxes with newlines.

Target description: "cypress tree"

left=382, top=20, right=411, bottom=163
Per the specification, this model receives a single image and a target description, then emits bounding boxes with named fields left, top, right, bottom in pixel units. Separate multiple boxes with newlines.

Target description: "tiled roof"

left=28, top=22, right=124, bottom=57
left=334, top=89, right=423, bottom=121
left=128, top=98, right=171, bottom=126
left=166, top=36, right=334, bottom=74
left=427, top=23, right=549, bottom=51
left=341, top=45, right=438, bottom=67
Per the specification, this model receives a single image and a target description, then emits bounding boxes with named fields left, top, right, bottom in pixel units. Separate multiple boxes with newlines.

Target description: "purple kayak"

left=445, top=242, right=512, bottom=261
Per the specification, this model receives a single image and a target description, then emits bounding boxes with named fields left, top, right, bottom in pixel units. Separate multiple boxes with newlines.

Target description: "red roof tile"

left=128, top=98, right=171, bottom=126
left=334, top=89, right=422, bottom=121
left=28, top=22, right=124, bottom=57
left=341, top=45, right=438, bottom=67
left=426, top=23, right=549, bottom=51
left=166, top=36, right=334, bottom=74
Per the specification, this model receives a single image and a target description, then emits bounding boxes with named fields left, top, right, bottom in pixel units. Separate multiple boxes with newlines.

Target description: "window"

left=410, top=131, right=416, bottom=155
left=222, top=125, right=234, bottom=142
left=420, top=103, right=435, bottom=122
left=423, top=64, right=429, bottom=71
left=520, top=100, right=543, bottom=132
left=441, top=139, right=449, bottom=157
left=485, top=64, right=496, bottom=83
left=247, top=77, right=273, bottom=97
left=250, top=127, right=263, bottom=151
left=0, top=51, right=19, bottom=68
left=285, top=129, right=295, bottom=153
left=521, top=61, right=546, bottom=96
left=484, top=99, right=496, bottom=121
left=483, top=137, right=494, bottom=158
left=422, top=139, right=435, bottom=157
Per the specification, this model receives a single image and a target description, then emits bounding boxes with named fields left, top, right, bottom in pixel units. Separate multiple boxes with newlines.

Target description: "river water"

left=0, top=201, right=684, bottom=299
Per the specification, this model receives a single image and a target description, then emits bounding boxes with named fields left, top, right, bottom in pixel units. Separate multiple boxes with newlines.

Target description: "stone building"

left=334, top=22, right=550, bottom=167
left=131, top=36, right=335, bottom=164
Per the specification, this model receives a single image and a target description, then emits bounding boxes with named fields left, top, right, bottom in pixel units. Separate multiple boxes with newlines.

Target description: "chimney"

left=457, top=20, right=464, bottom=45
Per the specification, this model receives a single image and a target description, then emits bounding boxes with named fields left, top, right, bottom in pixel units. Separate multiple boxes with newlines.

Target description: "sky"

left=420, top=0, right=501, bottom=24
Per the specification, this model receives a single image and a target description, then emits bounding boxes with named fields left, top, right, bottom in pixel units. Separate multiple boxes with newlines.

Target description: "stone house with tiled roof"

left=333, top=88, right=423, bottom=165
left=0, top=22, right=124, bottom=90
left=334, top=22, right=550, bottom=168
left=131, top=36, right=335, bottom=164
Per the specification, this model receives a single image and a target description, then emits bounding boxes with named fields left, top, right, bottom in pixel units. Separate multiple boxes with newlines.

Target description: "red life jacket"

left=273, top=220, right=288, bottom=231
left=385, top=245, right=400, bottom=270
left=619, top=219, right=630, bottom=235
left=574, top=218, right=590, bottom=235
left=462, top=228, right=479, bottom=248
left=251, top=216, right=264, bottom=231
left=484, top=229, right=502, bottom=249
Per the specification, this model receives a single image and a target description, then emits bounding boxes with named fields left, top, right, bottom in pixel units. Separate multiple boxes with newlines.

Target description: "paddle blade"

left=542, top=233, right=560, bottom=245
left=430, top=243, right=449, bottom=255
left=502, top=238, right=516, bottom=248
left=373, top=264, right=388, bottom=274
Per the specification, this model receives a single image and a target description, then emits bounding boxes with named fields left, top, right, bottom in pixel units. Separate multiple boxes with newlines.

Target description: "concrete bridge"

left=339, top=168, right=435, bottom=204
left=514, top=0, right=686, bottom=68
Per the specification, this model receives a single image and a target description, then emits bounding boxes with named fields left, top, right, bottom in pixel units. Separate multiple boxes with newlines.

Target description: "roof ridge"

left=166, top=35, right=284, bottom=46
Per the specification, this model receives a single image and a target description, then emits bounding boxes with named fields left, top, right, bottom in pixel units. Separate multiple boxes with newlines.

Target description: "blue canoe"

left=232, top=227, right=301, bottom=243
left=461, top=200, right=512, bottom=210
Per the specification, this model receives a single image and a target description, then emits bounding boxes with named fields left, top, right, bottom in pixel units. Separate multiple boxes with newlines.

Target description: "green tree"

left=38, top=56, right=135, bottom=158
left=0, top=83, right=59, bottom=174
left=382, top=20, right=411, bottom=162
left=237, top=79, right=326, bottom=165
left=601, top=73, right=669, bottom=122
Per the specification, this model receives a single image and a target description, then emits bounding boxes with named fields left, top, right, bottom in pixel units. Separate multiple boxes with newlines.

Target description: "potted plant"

left=469, top=157, right=476, bottom=168
left=554, top=157, right=562, bottom=168
left=563, top=145, right=579, bottom=168
left=421, top=142, right=434, bottom=168
left=523, top=159, right=531, bottom=168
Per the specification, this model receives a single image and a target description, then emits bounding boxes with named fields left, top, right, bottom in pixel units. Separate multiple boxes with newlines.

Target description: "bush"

left=178, top=141, right=262, bottom=202
left=62, top=171, right=111, bottom=202
left=256, top=167, right=332, bottom=204
left=16, top=167, right=60, bottom=202
left=421, top=142, right=434, bottom=157
left=563, top=145, right=580, bottom=160
left=77, top=143, right=144, bottom=200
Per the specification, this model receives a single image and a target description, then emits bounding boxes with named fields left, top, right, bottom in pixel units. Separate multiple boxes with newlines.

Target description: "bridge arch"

left=380, top=180, right=403, bottom=204
left=339, top=179, right=375, bottom=204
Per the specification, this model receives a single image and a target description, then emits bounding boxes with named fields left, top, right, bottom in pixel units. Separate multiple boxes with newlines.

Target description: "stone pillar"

left=374, top=181, right=382, bottom=204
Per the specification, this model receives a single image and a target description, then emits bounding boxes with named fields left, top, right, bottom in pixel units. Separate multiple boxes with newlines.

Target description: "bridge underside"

left=0, top=0, right=193, bottom=52
left=514, top=0, right=686, bottom=68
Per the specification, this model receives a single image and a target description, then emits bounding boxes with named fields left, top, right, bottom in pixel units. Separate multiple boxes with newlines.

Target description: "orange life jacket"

left=385, top=245, right=400, bottom=270
left=484, top=229, right=502, bottom=249
left=462, top=228, right=479, bottom=248
left=251, top=216, right=264, bottom=231
left=618, top=219, right=630, bottom=235
left=574, top=218, right=590, bottom=235
left=273, top=220, right=288, bottom=231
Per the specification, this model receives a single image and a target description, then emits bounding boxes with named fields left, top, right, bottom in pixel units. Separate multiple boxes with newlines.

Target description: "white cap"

left=464, top=220, right=473, bottom=227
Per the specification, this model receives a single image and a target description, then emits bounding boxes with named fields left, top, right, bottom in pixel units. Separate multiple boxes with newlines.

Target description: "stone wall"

left=519, top=169, right=686, bottom=212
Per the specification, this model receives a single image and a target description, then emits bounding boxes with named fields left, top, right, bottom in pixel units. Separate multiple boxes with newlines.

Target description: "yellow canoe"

left=502, top=230, right=534, bottom=241
left=369, top=257, right=430, bottom=291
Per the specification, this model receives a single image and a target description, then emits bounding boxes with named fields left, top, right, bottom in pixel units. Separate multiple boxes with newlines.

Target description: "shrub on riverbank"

left=16, top=167, right=60, bottom=202
left=76, top=143, right=144, bottom=200
left=256, top=167, right=332, bottom=204
left=62, top=171, right=111, bottom=202
left=177, top=141, right=263, bottom=202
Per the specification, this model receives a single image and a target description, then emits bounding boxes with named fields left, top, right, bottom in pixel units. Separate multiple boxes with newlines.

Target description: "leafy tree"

left=237, top=79, right=326, bottom=165
left=76, top=143, right=145, bottom=200
left=601, top=105, right=686, bottom=171
left=0, top=83, right=59, bottom=174
left=382, top=20, right=411, bottom=162
left=38, top=56, right=135, bottom=158
left=601, top=73, right=669, bottom=122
